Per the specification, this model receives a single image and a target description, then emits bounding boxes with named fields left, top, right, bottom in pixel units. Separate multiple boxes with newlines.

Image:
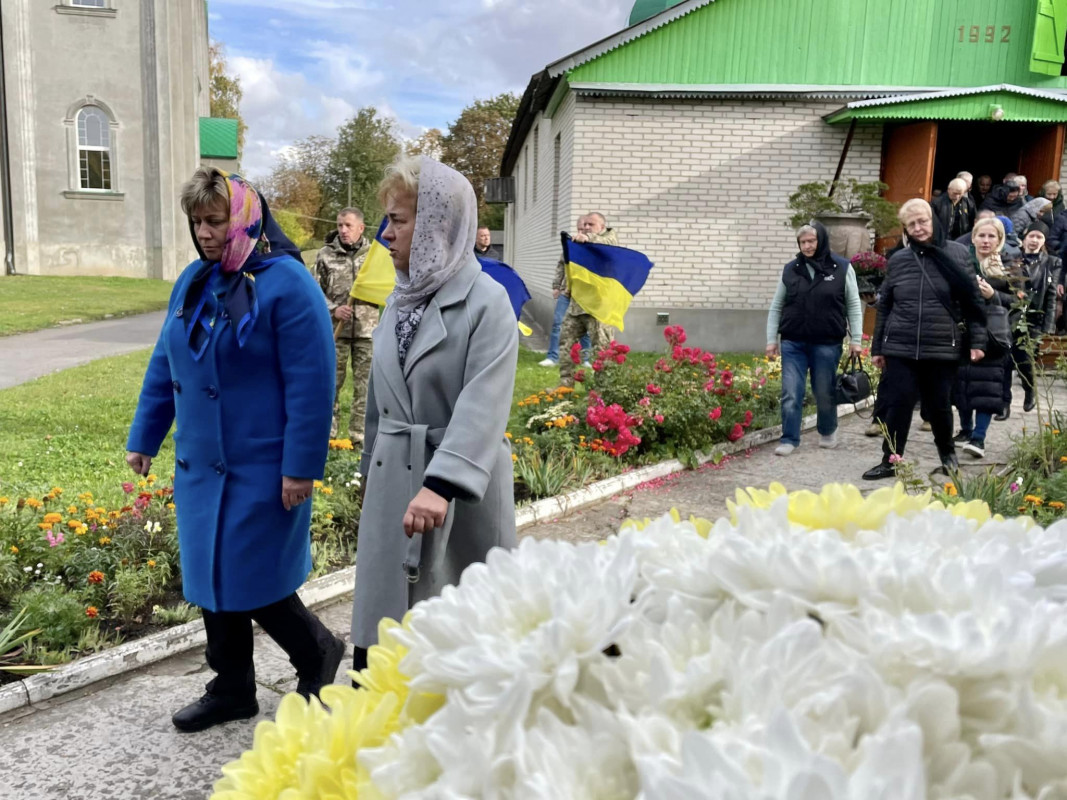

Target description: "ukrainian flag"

left=561, top=233, right=653, bottom=330
left=476, top=256, right=532, bottom=335
left=350, top=217, right=396, bottom=307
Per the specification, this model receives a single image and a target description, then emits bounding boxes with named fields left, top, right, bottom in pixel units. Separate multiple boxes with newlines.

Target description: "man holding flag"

left=558, top=213, right=618, bottom=387
left=315, top=207, right=379, bottom=444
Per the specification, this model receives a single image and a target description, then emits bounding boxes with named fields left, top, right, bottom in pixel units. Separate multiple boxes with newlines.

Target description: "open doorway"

left=931, top=121, right=1065, bottom=195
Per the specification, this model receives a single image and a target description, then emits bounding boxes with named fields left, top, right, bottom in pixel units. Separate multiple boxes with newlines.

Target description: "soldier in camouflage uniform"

left=315, top=208, right=379, bottom=443
left=558, top=212, right=619, bottom=388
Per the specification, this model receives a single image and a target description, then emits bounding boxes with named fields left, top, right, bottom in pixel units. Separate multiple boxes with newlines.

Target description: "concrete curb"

left=0, top=397, right=873, bottom=715
left=514, top=397, right=874, bottom=528
left=0, top=565, right=356, bottom=717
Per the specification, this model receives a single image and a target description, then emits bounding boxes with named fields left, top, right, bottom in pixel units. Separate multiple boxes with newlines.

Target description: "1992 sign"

left=957, top=24, right=1011, bottom=43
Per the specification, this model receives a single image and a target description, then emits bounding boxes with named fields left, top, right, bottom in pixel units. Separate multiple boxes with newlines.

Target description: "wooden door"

left=881, top=121, right=938, bottom=203
left=1018, top=124, right=1066, bottom=187
left=877, top=122, right=938, bottom=250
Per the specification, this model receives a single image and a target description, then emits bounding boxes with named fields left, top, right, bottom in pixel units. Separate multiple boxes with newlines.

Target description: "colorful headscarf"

left=180, top=170, right=300, bottom=359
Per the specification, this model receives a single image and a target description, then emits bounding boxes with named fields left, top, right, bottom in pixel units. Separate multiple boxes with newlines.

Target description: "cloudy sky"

left=208, top=0, right=632, bottom=178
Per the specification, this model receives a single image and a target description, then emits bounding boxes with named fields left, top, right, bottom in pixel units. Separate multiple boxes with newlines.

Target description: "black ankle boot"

left=994, top=406, right=1011, bottom=421
left=1024, top=391, right=1036, bottom=412
left=172, top=691, right=258, bottom=733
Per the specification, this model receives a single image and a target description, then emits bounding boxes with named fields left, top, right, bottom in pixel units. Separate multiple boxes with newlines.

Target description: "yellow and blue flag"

left=350, top=217, right=397, bottom=307
left=476, top=256, right=532, bottom=335
left=561, top=233, right=653, bottom=330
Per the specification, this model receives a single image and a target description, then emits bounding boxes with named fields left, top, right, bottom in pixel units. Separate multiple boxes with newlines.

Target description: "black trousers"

left=879, top=356, right=958, bottom=463
left=1003, top=339, right=1035, bottom=405
left=201, top=592, right=337, bottom=699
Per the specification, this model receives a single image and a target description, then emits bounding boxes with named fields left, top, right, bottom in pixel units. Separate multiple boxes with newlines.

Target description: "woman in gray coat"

left=350, top=156, right=518, bottom=670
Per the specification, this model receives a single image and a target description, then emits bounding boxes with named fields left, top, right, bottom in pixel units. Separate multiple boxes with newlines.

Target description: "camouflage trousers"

left=333, top=337, right=373, bottom=443
left=559, top=313, right=610, bottom=388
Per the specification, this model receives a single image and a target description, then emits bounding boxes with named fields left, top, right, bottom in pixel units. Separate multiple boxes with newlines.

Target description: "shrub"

left=16, top=584, right=95, bottom=651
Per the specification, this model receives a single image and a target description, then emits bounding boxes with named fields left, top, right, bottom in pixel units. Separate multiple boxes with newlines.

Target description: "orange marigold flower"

left=166, top=502, right=176, bottom=510
left=67, top=505, right=78, bottom=514
left=147, top=560, right=157, bottom=568
left=37, top=523, right=52, bottom=530
left=943, top=483, right=957, bottom=497
left=85, top=606, right=99, bottom=618
left=42, top=512, right=63, bottom=524
left=67, top=519, right=82, bottom=529
left=321, top=487, right=334, bottom=495
left=1049, top=501, right=1066, bottom=511
left=98, top=536, right=111, bottom=546
left=88, top=571, right=105, bottom=584
left=0, top=497, right=8, bottom=506
left=1024, top=495, right=1044, bottom=506
left=50, top=488, right=63, bottom=496
left=9, top=546, right=16, bottom=554
left=25, top=498, right=43, bottom=509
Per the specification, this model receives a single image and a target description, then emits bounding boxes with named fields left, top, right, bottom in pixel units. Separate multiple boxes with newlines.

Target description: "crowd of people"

left=767, top=170, right=1065, bottom=481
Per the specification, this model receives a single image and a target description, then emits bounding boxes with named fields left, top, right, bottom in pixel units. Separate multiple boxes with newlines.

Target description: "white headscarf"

left=391, top=157, right=478, bottom=314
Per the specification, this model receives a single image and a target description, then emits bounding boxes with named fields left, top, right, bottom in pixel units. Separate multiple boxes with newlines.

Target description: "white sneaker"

left=774, top=443, right=796, bottom=456
left=819, top=433, right=837, bottom=449
left=538, top=358, right=558, bottom=367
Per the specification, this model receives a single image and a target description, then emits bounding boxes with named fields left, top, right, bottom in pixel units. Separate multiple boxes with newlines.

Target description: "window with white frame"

left=71, top=0, right=107, bottom=6
left=77, top=106, right=113, bottom=190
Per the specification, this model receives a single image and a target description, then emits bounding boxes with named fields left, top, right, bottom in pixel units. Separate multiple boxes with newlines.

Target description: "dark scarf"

left=181, top=180, right=300, bottom=360
left=797, top=221, right=837, bottom=278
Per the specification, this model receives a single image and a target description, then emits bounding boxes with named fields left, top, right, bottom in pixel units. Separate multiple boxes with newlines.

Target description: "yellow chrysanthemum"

left=211, top=617, right=441, bottom=800
left=726, top=482, right=994, bottom=533
left=621, top=507, right=713, bottom=539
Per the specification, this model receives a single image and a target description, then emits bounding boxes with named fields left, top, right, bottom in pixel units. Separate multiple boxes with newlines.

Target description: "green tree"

left=260, top=163, right=323, bottom=248
left=324, top=108, right=402, bottom=225
left=406, top=128, right=444, bottom=160
left=441, top=93, right=520, bottom=229
left=208, top=41, right=247, bottom=159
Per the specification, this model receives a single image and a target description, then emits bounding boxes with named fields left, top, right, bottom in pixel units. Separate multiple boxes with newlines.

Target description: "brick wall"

left=564, top=96, right=884, bottom=311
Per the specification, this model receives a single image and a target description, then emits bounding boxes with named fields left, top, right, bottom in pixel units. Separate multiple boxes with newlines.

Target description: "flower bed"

left=0, top=443, right=361, bottom=667
left=212, top=482, right=1067, bottom=798
left=510, top=325, right=792, bottom=500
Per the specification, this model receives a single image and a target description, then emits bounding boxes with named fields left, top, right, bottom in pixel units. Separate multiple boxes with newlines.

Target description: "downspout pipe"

left=0, top=9, right=16, bottom=275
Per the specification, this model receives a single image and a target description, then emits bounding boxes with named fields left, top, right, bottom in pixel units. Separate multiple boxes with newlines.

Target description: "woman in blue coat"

left=126, top=168, right=344, bottom=733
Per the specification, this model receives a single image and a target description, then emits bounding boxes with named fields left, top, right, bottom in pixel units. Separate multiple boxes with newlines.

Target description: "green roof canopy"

left=825, top=85, right=1067, bottom=124
left=199, top=117, right=239, bottom=159
left=628, top=0, right=686, bottom=26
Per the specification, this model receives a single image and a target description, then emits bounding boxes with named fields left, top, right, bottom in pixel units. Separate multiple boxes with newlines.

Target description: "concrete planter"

left=814, top=212, right=872, bottom=259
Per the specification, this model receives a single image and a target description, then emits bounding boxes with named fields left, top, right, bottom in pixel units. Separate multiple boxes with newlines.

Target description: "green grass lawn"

left=0, top=275, right=174, bottom=336
left=0, top=345, right=764, bottom=506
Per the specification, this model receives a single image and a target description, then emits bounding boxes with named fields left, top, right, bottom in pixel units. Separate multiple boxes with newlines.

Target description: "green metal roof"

left=566, top=0, right=1067, bottom=91
left=199, top=117, right=239, bottom=159
left=629, top=0, right=686, bottom=26
left=825, top=84, right=1067, bottom=124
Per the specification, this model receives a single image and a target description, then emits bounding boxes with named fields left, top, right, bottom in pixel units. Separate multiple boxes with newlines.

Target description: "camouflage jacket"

left=553, top=228, right=620, bottom=316
left=315, top=232, right=378, bottom=339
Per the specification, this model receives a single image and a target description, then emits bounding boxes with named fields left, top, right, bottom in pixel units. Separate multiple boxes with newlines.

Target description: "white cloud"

left=214, top=0, right=632, bottom=177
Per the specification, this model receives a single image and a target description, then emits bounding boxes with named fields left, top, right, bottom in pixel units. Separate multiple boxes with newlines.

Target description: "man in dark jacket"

left=1008, top=222, right=1061, bottom=414
left=932, top=178, right=974, bottom=240
left=474, top=225, right=502, bottom=261
left=981, top=182, right=1024, bottom=217
left=863, top=199, right=988, bottom=481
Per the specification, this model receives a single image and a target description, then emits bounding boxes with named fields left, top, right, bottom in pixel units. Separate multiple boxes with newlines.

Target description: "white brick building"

left=501, top=0, right=1067, bottom=351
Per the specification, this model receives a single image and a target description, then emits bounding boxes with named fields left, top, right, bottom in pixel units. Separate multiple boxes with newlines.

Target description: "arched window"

left=77, top=106, right=112, bottom=191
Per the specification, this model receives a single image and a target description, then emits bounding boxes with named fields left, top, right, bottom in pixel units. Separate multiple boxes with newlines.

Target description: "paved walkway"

left=0, top=381, right=1052, bottom=799
left=0, top=312, right=166, bottom=390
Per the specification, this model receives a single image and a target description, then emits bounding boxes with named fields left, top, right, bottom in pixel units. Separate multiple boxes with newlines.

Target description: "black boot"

left=297, top=635, right=346, bottom=701
left=937, top=452, right=960, bottom=476
left=351, top=645, right=369, bottom=690
left=994, top=406, right=1011, bottom=421
left=253, top=593, right=346, bottom=702
left=172, top=689, right=258, bottom=733
left=1024, top=390, right=1036, bottom=413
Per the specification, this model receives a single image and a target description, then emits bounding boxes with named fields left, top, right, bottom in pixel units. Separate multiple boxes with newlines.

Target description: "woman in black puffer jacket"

left=953, top=217, right=1012, bottom=459
left=865, top=199, right=987, bottom=481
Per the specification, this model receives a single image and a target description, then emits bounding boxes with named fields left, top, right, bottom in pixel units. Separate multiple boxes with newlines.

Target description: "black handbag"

left=835, top=353, right=872, bottom=405
left=981, top=303, right=1012, bottom=357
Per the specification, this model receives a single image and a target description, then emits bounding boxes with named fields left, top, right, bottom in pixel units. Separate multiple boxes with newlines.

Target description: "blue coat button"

left=172, top=380, right=181, bottom=393
left=206, top=385, right=219, bottom=399
left=214, top=462, right=226, bottom=475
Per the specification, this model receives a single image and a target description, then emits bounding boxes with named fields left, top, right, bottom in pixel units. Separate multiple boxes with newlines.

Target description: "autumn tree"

left=323, top=108, right=402, bottom=224
left=260, top=163, right=323, bottom=248
left=441, top=93, right=520, bottom=229
left=406, top=128, right=444, bottom=160
left=208, top=41, right=247, bottom=159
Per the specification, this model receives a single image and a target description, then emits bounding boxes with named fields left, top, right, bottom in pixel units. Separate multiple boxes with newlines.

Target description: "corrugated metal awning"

left=825, top=84, right=1067, bottom=124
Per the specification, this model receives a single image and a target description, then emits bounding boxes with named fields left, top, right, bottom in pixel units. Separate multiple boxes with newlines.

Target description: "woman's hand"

left=970, top=349, right=985, bottom=362
left=403, top=488, right=448, bottom=538
left=872, top=355, right=886, bottom=369
left=849, top=344, right=863, bottom=356
left=764, top=343, right=779, bottom=358
left=281, top=476, right=314, bottom=511
left=126, top=452, right=153, bottom=476
left=977, top=277, right=995, bottom=299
